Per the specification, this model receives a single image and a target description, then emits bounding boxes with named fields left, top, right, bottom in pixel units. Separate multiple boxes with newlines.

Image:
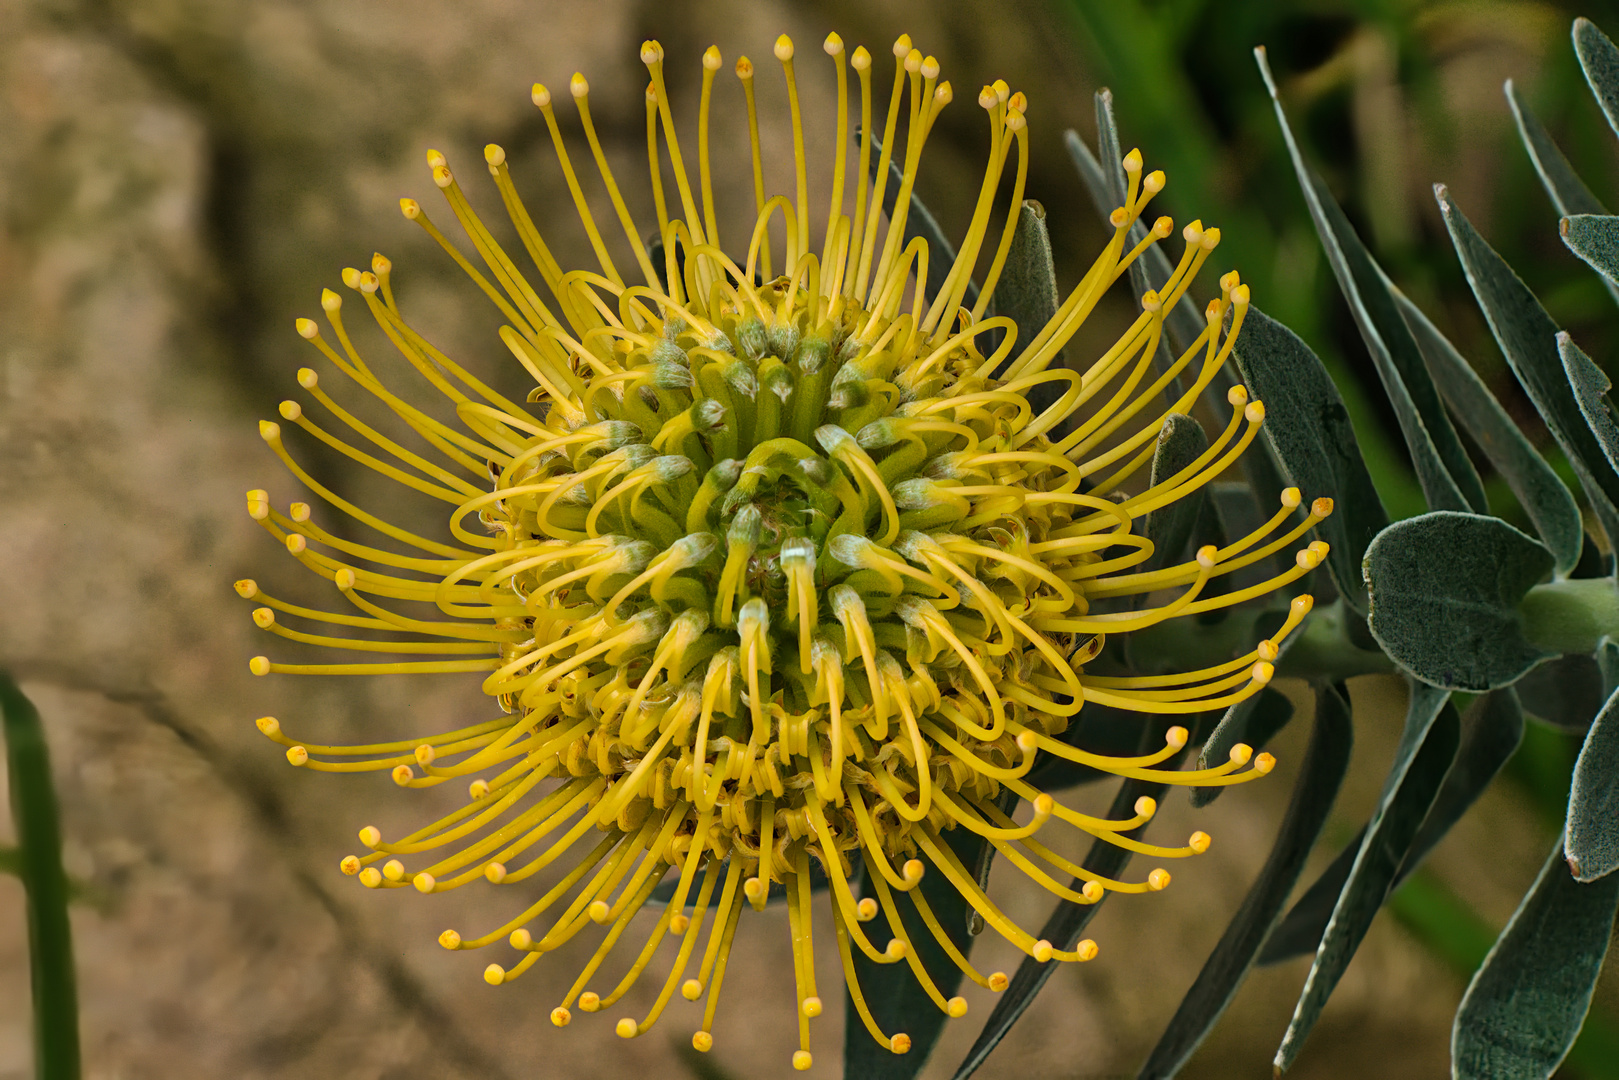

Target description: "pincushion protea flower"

left=237, top=31, right=1332, bottom=1070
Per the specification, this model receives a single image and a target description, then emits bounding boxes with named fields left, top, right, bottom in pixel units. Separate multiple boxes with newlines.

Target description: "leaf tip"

left=1561, top=217, right=1571, bottom=238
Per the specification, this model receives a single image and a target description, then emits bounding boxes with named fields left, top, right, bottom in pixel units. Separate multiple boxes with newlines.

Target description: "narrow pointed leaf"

left=1232, top=305, right=1388, bottom=613
left=1274, top=685, right=1458, bottom=1073
left=1395, top=289, right=1582, bottom=575
left=1562, top=214, right=1619, bottom=294
left=993, top=201, right=1062, bottom=407
left=1507, top=79, right=1610, bottom=217
left=1559, top=330, right=1619, bottom=482
left=952, top=738, right=1182, bottom=1080
left=1437, top=187, right=1619, bottom=550
left=847, top=825, right=981, bottom=1079
left=1262, top=689, right=1525, bottom=963
left=1192, top=684, right=1295, bottom=809
left=1137, top=683, right=1352, bottom=1080
left=1452, top=833, right=1619, bottom=1079
left=1575, top=17, right=1619, bottom=141
left=1567, top=682, right=1619, bottom=881
left=1140, top=413, right=1209, bottom=575
left=1364, top=512, right=1556, bottom=691
left=2, top=672, right=81, bottom=1080
left=1257, top=48, right=1483, bottom=515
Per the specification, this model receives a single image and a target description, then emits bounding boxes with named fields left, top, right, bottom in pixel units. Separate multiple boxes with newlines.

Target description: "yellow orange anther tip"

left=1016, top=731, right=1039, bottom=754
left=793, top=1051, right=813, bottom=1071
left=1258, top=640, right=1280, bottom=662
left=774, top=35, right=795, bottom=61
left=332, top=568, right=356, bottom=590
left=296, top=367, right=318, bottom=388
left=1252, top=661, right=1276, bottom=685
left=1189, top=831, right=1212, bottom=854
left=551, top=1007, right=571, bottom=1027
left=886, top=938, right=908, bottom=960
left=921, top=55, right=941, bottom=79
left=284, top=534, right=306, bottom=556
left=1232, top=283, right=1251, bottom=304
left=947, top=996, right=969, bottom=1018
left=1153, top=215, right=1174, bottom=236
left=1227, top=385, right=1249, bottom=405
left=702, top=46, right=723, bottom=71
left=412, top=872, right=435, bottom=893
left=340, top=265, right=362, bottom=289
left=469, top=779, right=490, bottom=800
left=851, top=46, right=871, bottom=70
left=1281, top=487, right=1302, bottom=507
left=425, top=148, right=445, bottom=168
left=579, top=991, right=601, bottom=1012
left=1123, top=147, right=1143, bottom=170
left=252, top=606, right=276, bottom=628
left=802, top=995, right=823, bottom=1017
left=903, top=859, right=925, bottom=884
left=1196, top=546, right=1218, bottom=569
left=893, top=34, right=912, bottom=57
left=1144, top=170, right=1166, bottom=193
left=1182, top=221, right=1204, bottom=242
left=1166, top=726, right=1189, bottom=748
left=1032, top=793, right=1055, bottom=816
left=693, top=1031, right=714, bottom=1052
left=1077, top=939, right=1100, bottom=961
left=1245, top=401, right=1267, bottom=423
left=1135, top=795, right=1158, bottom=819
left=382, top=859, right=404, bottom=881
left=285, top=745, right=308, bottom=766
left=483, top=964, right=504, bottom=986
left=616, top=1018, right=638, bottom=1039
left=392, top=764, right=414, bottom=786
left=1230, top=743, right=1254, bottom=765
left=399, top=197, right=420, bottom=219
left=823, top=32, right=843, bottom=55
left=1313, top=496, right=1335, bottom=517
left=509, top=928, right=533, bottom=950
left=1082, top=880, right=1105, bottom=902
left=358, top=825, right=381, bottom=847
left=483, top=144, right=506, bottom=167
left=1255, top=752, right=1278, bottom=774
left=989, top=972, right=1009, bottom=992
left=567, top=73, right=589, bottom=99
left=641, top=40, right=664, bottom=64
left=856, top=897, right=879, bottom=921
left=1201, top=226, right=1223, bottom=249
left=1293, top=594, right=1315, bottom=613
left=744, top=876, right=766, bottom=902
left=485, top=862, right=507, bottom=884
left=414, top=744, right=436, bottom=767
left=359, top=867, right=382, bottom=889
left=438, top=929, right=461, bottom=950
left=890, top=1034, right=912, bottom=1054
left=735, top=56, right=753, bottom=79
left=370, top=252, right=390, bottom=273
left=682, top=978, right=703, bottom=1001
left=1148, top=868, right=1172, bottom=891
left=253, top=713, right=277, bottom=733
left=588, top=900, right=611, bottom=924
left=1109, top=207, right=1129, bottom=228
left=1033, top=939, right=1054, bottom=962
left=339, top=855, right=361, bottom=876
left=295, top=317, right=319, bottom=339
left=249, top=656, right=271, bottom=676
left=258, top=419, right=280, bottom=441
left=432, top=165, right=453, bottom=189
left=978, top=85, right=998, bottom=108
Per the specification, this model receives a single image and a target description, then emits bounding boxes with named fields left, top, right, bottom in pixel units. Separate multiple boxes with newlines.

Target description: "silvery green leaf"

left=1452, top=832, right=1619, bottom=1078
left=992, top=202, right=1063, bottom=413
left=1437, top=187, right=1619, bottom=552
left=1395, top=288, right=1582, bottom=575
left=1136, top=683, right=1352, bottom=1080
left=1364, top=512, right=1556, bottom=691
left=1261, top=689, right=1525, bottom=964
left=1274, top=684, right=1459, bottom=1073
left=1139, top=413, right=1209, bottom=576
left=1558, top=331, right=1619, bottom=483
left=1566, top=682, right=1619, bottom=881
left=1575, top=17, right=1619, bottom=141
left=1232, top=305, right=1388, bottom=614
left=1507, top=79, right=1610, bottom=217
left=1257, top=48, right=1484, bottom=515
left=1561, top=214, right=1619, bottom=295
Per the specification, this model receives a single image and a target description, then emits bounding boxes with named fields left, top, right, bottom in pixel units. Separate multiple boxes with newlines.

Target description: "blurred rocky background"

left=2, top=0, right=1617, bottom=1077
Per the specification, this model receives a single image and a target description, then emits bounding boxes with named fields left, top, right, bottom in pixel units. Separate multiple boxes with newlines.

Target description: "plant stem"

left=2, top=672, right=81, bottom=1080
left=1521, top=578, right=1619, bottom=655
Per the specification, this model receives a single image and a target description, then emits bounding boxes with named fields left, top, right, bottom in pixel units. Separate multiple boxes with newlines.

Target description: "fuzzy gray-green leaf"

left=1561, top=214, right=1619, bottom=293
left=1261, top=689, right=1524, bottom=964
left=1396, top=289, right=1582, bottom=575
left=1257, top=48, right=1484, bottom=515
left=1559, top=331, right=1619, bottom=484
left=1274, top=685, right=1458, bottom=1073
left=1364, top=512, right=1556, bottom=691
left=1508, top=79, right=1609, bottom=217
left=1575, top=17, right=1619, bottom=141
left=1567, top=683, right=1619, bottom=881
left=992, top=201, right=1062, bottom=410
left=1137, top=684, right=1351, bottom=1080
left=1437, top=187, right=1619, bottom=551
left=1140, top=413, right=1209, bottom=575
left=1232, top=305, right=1387, bottom=613
left=1452, top=832, right=1619, bottom=1078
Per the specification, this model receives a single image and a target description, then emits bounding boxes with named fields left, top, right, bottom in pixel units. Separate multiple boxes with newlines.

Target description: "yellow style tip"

left=483, top=964, right=505, bottom=986
left=425, top=148, right=446, bottom=168
left=249, top=656, right=271, bottom=676
left=947, top=996, right=969, bottom=1018
left=382, top=859, right=405, bottom=881
left=988, top=972, right=1009, bottom=992
left=693, top=1031, right=714, bottom=1052
left=579, top=991, right=601, bottom=1012
left=277, top=400, right=301, bottom=422
left=885, top=938, right=908, bottom=960
left=851, top=46, right=871, bottom=71
left=258, top=419, right=280, bottom=442
left=252, top=713, right=277, bottom=734
left=1254, top=752, right=1278, bottom=775
left=1122, top=147, right=1143, bottom=172
left=1148, top=868, right=1172, bottom=891
left=399, top=197, right=420, bottom=220
left=320, top=287, right=341, bottom=311
left=1135, top=795, right=1158, bottom=819
left=1033, top=939, right=1054, bottom=962
left=793, top=1050, right=813, bottom=1071
left=295, top=317, right=319, bottom=339
left=296, top=367, right=318, bottom=388
left=774, top=35, right=795, bottom=62
left=285, top=745, right=308, bottom=766
left=856, top=897, right=879, bottom=921
left=551, top=1007, right=571, bottom=1027
left=334, top=568, right=357, bottom=590
left=485, top=862, right=507, bottom=883
left=412, top=872, right=436, bottom=893
left=615, top=1018, right=638, bottom=1038
left=339, top=855, right=361, bottom=876
left=802, top=995, right=823, bottom=1017
left=703, top=45, right=723, bottom=71
left=569, top=73, right=589, bottom=99
left=1082, top=880, right=1105, bottom=902
left=681, top=978, right=703, bottom=1001
left=1076, top=939, right=1100, bottom=961
left=510, top=928, right=533, bottom=949
left=469, top=778, right=490, bottom=800
left=1189, top=831, right=1212, bottom=854
left=392, top=764, right=414, bottom=786
left=892, top=34, right=912, bottom=57
left=484, top=144, right=506, bottom=168
left=359, top=867, right=383, bottom=889
left=890, top=1034, right=912, bottom=1054
left=641, top=40, right=665, bottom=65
left=340, top=266, right=362, bottom=290
left=531, top=83, right=552, bottom=108
left=438, top=929, right=461, bottom=950
left=358, top=825, right=381, bottom=847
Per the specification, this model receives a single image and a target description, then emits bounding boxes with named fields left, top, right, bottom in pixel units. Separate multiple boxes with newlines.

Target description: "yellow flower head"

left=239, top=32, right=1330, bottom=1069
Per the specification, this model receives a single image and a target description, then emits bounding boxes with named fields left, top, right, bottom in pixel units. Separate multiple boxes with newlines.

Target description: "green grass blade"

left=2, top=672, right=81, bottom=1080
